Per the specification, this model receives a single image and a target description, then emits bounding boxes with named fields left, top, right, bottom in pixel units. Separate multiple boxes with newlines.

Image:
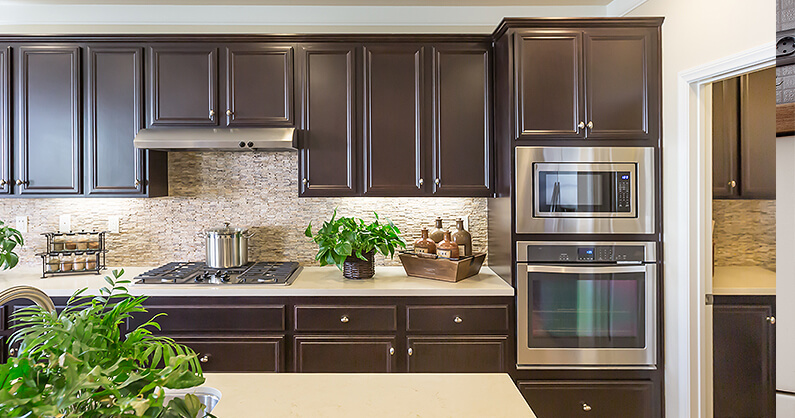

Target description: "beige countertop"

left=201, top=373, right=535, bottom=417
left=0, top=265, right=514, bottom=297
left=712, top=266, right=776, bottom=295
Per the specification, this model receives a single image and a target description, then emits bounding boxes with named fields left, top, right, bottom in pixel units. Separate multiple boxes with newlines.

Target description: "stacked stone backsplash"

left=0, top=152, right=487, bottom=268
left=712, top=199, right=776, bottom=270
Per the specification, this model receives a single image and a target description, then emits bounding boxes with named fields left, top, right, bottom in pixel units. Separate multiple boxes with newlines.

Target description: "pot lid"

left=206, top=222, right=248, bottom=235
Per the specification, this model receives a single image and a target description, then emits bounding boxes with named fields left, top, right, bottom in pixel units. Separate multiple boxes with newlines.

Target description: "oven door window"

left=527, top=271, right=645, bottom=348
left=536, top=171, right=632, bottom=215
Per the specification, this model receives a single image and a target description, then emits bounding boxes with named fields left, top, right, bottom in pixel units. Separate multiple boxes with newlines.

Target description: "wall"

left=712, top=199, right=776, bottom=270
left=0, top=152, right=488, bottom=267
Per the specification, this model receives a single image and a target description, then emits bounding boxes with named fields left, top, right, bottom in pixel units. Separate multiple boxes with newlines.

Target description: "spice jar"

left=52, top=235, right=66, bottom=252
left=73, top=254, right=86, bottom=271
left=86, top=255, right=97, bottom=270
left=45, top=255, right=60, bottom=273
left=64, top=236, right=78, bottom=251
left=87, top=234, right=100, bottom=250
left=76, top=235, right=89, bottom=250
left=60, top=254, right=74, bottom=272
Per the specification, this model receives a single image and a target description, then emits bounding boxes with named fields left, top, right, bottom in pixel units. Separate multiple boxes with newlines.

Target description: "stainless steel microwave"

left=515, top=147, right=655, bottom=234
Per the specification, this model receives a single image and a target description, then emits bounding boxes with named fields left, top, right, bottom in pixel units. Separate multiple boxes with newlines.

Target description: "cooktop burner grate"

left=134, top=261, right=300, bottom=285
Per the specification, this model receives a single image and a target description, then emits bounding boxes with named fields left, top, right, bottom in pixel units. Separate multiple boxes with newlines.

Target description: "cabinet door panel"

left=740, top=68, right=776, bottom=199
left=294, top=305, right=397, bottom=332
left=299, top=45, right=358, bottom=196
left=149, top=46, right=218, bottom=126
left=432, top=45, right=491, bottom=196
left=128, top=305, right=285, bottom=333
left=17, top=46, right=81, bottom=194
left=174, top=337, right=284, bottom=373
left=226, top=45, right=293, bottom=126
left=294, top=336, right=395, bottom=373
left=0, top=47, right=9, bottom=195
left=406, top=336, right=506, bottom=373
left=518, top=380, right=654, bottom=418
left=86, top=46, right=145, bottom=195
left=515, top=30, right=583, bottom=140
left=362, top=44, right=424, bottom=196
left=584, top=28, right=656, bottom=140
left=712, top=77, right=740, bottom=198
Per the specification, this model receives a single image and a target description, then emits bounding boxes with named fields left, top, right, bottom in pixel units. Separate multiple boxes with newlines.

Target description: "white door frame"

left=669, top=42, right=775, bottom=418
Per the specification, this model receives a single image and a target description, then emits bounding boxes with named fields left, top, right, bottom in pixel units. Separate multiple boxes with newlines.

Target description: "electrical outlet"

left=108, top=215, right=120, bottom=234
left=15, top=216, right=28, bottom=233
left=462, top=215, right=470, bottom=231
left=59, top=214, right=71, bottom=233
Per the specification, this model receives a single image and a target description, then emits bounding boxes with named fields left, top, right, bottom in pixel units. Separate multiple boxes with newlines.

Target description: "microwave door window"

left=538, top=171, right=620, bottom=214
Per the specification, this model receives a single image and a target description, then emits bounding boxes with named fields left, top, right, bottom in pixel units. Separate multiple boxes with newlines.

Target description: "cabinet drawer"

left=407, top=336, right=507, bottom=373
left=518, top=380, right=654, bottom=418
left=129, top=305, right=285, bottom=333
left=406, top=305, right=509, bottom=333
left=294, top=336, right=396, bottom=373
left=294, top=305, right=397, bottom=332
left=174, top=336, right=284, bottom=373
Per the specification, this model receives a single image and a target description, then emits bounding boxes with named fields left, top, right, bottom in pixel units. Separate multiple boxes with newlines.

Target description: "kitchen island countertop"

left=712, top=266, right=776, bottom=295
left=201, top=372, right=535, bottom=417
left=0, top=265, right=514, bottom=297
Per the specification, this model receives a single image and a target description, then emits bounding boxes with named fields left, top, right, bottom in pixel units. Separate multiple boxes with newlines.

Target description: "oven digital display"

left=578, top=248, right=594, bottom=260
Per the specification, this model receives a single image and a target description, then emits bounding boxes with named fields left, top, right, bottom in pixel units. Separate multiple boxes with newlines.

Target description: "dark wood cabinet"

left=713, top=296, right=775, bottom=418
left=148, top=45, right=219, bottom=126
left=362, top=44, right=425, bottom=196
left=298, top=44, right=358, bottom=196
left=0, top=46, right=8, bottom=195
left=128, top=304, right=286, bottom=333
left=294, top=305, right=397, bottom=332
left=175, top=336, right=284, bottom=372
left=405, top=304, right=510, bottom=333
left=294, top=336, right=396, bottom=372
left=406, top=336, right=506, bottom=372
left=518, top=380, right=655, bottom=418
left=712, top=68, right=776, bottom=199
left=16, top=45, right=82, bottom=195
left=224, top=44, right=294, bottom=127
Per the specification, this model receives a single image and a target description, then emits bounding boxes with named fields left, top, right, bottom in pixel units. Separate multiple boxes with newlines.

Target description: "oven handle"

left=524, top=264, right=648, bottom=274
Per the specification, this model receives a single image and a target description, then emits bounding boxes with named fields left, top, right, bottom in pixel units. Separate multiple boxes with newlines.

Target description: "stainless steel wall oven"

left=516, top=241, right=657, bottom=368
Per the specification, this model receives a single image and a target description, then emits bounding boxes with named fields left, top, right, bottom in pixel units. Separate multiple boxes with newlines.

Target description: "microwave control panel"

left=617, top=172, right=632, bottom=212
left=524, top=244, right=646, bottom=263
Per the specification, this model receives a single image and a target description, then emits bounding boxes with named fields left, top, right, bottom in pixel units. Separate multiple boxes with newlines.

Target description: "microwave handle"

left=524, top=264, right=647, bottom=274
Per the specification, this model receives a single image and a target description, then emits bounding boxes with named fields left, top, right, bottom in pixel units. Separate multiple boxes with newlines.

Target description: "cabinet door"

left=514, top=30, right=584, bottom=140
left=16, top=45, right=81, bottom=195
left=294, top=336, right=396, bottom=372
left=713, top=304, right=774, bottom=418
left=518, top=380, right=654, bottom=418
left=149, top=46, right=218, bottom=126
left=431, top=45, right=491, bottom=196
left=174, top=336, right=284, bottom=373
left=298, top=45, right=358, bottom=196
left=583, top=28, right=658, bottom=140
left=712, top=77, right=740, bottom=198
left=406, top=336, right=506, bottom=373
left=225, top=45, right=294, bottom=127
left=362, top=44, right=425, bottom=196
left=0, top=47, right=9, bottom=195
left=86, top=46, right=147, bottom=196
left=740, top=68, right=776, bottom=199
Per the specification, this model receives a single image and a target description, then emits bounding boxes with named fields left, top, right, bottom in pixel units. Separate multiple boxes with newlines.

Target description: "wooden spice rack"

left=398, top=251, right=486, bottom=282
left=36, top=231, right=108, bottom=278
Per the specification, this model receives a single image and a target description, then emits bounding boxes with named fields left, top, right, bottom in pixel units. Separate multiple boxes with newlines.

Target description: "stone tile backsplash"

left=712, top=199, right=776, bottom=270
left=0, top=152, right=488, bottom=267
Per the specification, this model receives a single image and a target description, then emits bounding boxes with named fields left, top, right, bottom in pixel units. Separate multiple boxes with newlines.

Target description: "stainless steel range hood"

left=133, top=127, right=297, bottom=151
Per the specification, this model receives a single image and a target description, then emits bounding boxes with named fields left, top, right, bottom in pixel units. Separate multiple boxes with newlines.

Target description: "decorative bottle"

left=429, top=217, right=445, bottom=243
left=451, top=218, right=472, bottom=257
left=436, top=231, right=460, bottom=259
left=414, top=228, right=437, bottom=254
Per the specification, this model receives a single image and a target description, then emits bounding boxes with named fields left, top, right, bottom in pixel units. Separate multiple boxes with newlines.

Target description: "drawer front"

left=518, top=380, right=654, bottom=418
left=294, top=305, right=397, bottom=332
left=130, top=305, right=285, bottom=333
left=406, top=305, right=509, bottom=333
left=407, top=336, right=507, bottom=373
left=174, top=337, right=284, bottom=373
left=294, top=336, right=396, bottom=373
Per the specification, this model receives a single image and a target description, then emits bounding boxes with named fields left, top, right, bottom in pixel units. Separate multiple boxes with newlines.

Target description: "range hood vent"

left=133, top=127, right=297, bottom=151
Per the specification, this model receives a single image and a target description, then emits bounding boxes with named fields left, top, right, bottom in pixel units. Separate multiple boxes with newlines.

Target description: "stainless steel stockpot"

left=200, top=223, right=255, bottom=268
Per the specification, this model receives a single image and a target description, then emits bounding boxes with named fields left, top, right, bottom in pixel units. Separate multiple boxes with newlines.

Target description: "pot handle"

left=196, top=231, right=206, bottom=239
left=245, top=232, right=257, bottom=239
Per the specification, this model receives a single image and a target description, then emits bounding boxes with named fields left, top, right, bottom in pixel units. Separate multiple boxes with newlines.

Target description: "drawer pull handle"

left=767, top=316, right=776, bottom=324
left=340, top=315, right=349, bottom=323
left=408, top=347, right=413, bottom=356
left=8, top=347, right=17, bottom=356
left=582, top=403, right=592, bottom=412
left=199, top=354, right=211, bottom=363
left=454, top=316, right=463, bottom=323
left=389, top=347, right=395, bottom=356
left=577, top=121, right=585, bottom=130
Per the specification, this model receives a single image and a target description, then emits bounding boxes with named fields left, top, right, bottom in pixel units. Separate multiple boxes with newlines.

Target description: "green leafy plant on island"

left=0, top=269, right=211, bottom=417
left=304, top=210, right=406, bottom=270
left=0, top=220, right=23, bottom=270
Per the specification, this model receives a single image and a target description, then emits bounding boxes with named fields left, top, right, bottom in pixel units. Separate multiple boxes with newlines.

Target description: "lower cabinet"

left=294, top=336, right=396, bottom=372
left=173, top=336, right=284, bottom=372
left=406, top=336, right=507, bottom=373
left=518, top=380, right=654, bottom=418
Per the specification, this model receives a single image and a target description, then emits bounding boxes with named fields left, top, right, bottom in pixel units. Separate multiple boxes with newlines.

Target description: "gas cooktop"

left=133, top=261, right=301, bottom=285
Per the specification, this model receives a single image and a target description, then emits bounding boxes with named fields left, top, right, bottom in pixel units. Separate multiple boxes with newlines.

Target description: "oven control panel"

left=520, top=243, right=651, bottom=263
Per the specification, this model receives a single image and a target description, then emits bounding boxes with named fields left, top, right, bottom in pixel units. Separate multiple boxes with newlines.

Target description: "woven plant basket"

left=343, top=250, right=375, bottom=280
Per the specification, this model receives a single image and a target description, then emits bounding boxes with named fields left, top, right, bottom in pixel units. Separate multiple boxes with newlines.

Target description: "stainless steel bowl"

left=200, top=223, right=255, bottom=269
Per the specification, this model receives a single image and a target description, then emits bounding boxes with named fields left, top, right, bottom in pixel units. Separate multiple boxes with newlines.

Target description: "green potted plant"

left=305, top=210, right=406, bottom=279
left=0, top=220, right=23, bottom=270
left=0, top=269, right=213, bottom=417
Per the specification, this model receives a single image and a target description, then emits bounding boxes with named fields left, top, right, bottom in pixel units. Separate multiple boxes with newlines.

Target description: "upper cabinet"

left=513, top=26, right=659, bottom=142
left=0, top=46, right=9, bottom=195
left=148, top=44, right=294, bottom=128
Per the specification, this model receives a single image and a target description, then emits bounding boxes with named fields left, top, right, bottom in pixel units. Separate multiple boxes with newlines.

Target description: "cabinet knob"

left=582, top=403, right=592, bottom=412
left=389, top=347, right=395, bottom=356
left=767, top=316, right=776, bottom=324
left=454, top=316, right=463, bottom=324
left=729, top=180, right=737, bottom=188
left=435, top=178, right=440, bottom=186
left=134, top=179, right=141, bottom=187
left=586, top=121, right=594, bottom=129
left=0, top=179, right=5, bottom=186
left=15, top=179, right=26, bottom=186
left=408, top=347, right=413, bottom=356
left=226, top=109, right=233, bottom=117
left=578, top=121, right=586, bottom=130
left=199, top=354, right=211, bottom=363
left=340, top=315, right=349, bottom=323
left=302, top=178, right=309, bottom=185
left=8, top=347, right=17, bottom=356
left=418, top=178, right=424, bottom=186
left=209, top=110, right=215, bottom=117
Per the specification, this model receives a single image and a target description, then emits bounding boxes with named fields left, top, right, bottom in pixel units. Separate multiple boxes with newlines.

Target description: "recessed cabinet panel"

left=17, top=46, right=82, bottom=194
left=406, top=336, right=506, bottom=373
left=149, top=46, right=218, bottom=126
left=515, top=31, right=583, bottom=140
left=294, top=336, right=396, bottom=373
left=0, top=47, right=8, bottom=195
left=226, top=45, right=294, bottom=126
left=518, top=380, right=654, bottom=418
left=174, top=337, right=284, bottom=373
left=299, top=45, right=358, bottom=196
left=740, top=68, right=776, bottom=199
left=362, top=45, right=424, bottom=196
left=86, top=47, right=145, bottom=195
left=584, top=28, right=655, bottom=140
left=432, top=45, right=491, bottom=196
left=712, top=78, right=740, bottom=198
